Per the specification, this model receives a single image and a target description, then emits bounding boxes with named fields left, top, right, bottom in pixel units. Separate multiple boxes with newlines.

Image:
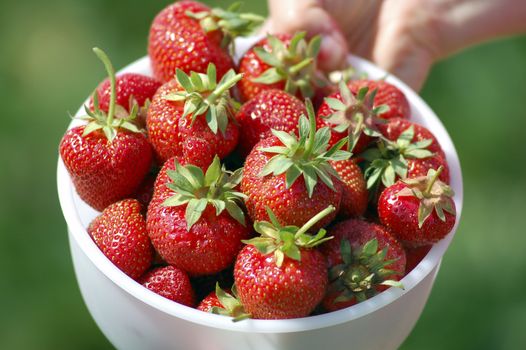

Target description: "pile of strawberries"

left=59, top=1, right=456, bottom=320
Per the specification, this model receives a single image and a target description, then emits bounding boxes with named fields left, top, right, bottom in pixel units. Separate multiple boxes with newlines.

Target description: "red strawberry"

left=330, top=159, right=368, bottom=218
left=60, top=48, right=153, bottom=211
left=88, top=199, right=153, bottom=279
left=241, top=100, right=349, bottom=230
left=235, top=89, right=306, bottom=156
left=378, top=167, right=456, bottom=247
left=238, top=32, right=327, bottom=102
left=234, top=206, right=334, bottom=319
left=320, top=218, right=406, bottom=311
left=147, top=156, right=250, bottom=276
left=404, top=245, right=432, bottom=273
left=148, top=1, right=262, bottom=82
left=348, top=79, right=410, bottom=120
left=147, top=64, right=240, bottom=165
left=317, top=81, right=389, bottom=154
left=140, top=265, right=195, bottom=307
left=89, top=73, right=161, bottom=127
left=197, top=283, right=250, bottom=320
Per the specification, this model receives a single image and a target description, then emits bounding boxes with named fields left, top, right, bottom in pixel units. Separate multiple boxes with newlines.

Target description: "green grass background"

left=1, top=0, right=525, bottom=349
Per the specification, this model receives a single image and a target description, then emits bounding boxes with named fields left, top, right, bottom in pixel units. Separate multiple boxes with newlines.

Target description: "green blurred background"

left=1, top=0, right=525, bottom=349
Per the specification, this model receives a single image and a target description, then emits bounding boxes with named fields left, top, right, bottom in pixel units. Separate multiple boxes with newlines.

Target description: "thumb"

left=264, top=0, right=349, bottom=72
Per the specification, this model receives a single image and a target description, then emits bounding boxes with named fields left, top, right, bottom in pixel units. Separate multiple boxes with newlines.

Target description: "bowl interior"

left=57, top=37, right=463, bottom=333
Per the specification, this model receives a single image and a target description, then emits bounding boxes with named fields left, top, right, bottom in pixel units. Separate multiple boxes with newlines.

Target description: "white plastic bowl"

left=57, top=37, right=463, bottom=350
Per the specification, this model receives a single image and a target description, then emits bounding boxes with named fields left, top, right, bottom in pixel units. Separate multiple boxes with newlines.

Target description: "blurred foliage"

left=0, top=0, right=525, bottom=349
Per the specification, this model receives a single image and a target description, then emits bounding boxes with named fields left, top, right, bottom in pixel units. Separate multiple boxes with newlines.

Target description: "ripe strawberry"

left=330, top=159, right=368, bottom=218
left=241, top=100, right=350, bottom=230
left=140, top=265, right=195, bottom=307
left=197, top=283, right=250, bottom=320
left=320, top=218, right=406, bottom=311
left=378, top=167, right=456, bottom=247
left=147, top=64, right=240, bottom=165
left=348, top=79, right=410, bottom=120
left=235, top=89, right=306, bottom=156
left=147, top=156, right=250, bottom=276
left=88, top=199, right=153, bottom=279
left=148, top=1, right=263, bottom=82
left=238, top=32, right=327, bottom=102
left=89, top=73, right=161, bottom=127
left=234, top=206, right=334, bottom=319
left=404, top=245, right=432, bottom=273
left=317, top=81, right=389, bottom=154
left=60, top=48, right=153, bottom=211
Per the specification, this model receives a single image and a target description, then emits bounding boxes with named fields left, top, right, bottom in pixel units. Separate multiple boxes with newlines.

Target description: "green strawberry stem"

left=93, top=47, right=116, bottom=126
left=289, top=58, right=314, bottom=75
left=424, top=165, right=443, bottom=194
left=207, top=73, right=243, bottom=104
left=295, top=205, right=335, bottom=237
left=303, top=99, right=317, bottom=158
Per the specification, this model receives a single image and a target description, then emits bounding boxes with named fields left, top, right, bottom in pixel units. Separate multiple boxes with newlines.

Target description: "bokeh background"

left=1, top=0, right=525, bottom=349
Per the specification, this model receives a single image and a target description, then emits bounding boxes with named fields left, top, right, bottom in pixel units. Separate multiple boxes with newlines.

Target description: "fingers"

left=264, top=0, right=349, bottom=72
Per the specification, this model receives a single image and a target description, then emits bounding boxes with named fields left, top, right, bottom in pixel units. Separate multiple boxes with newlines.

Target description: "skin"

left=264, top=0, right=526, bottom=91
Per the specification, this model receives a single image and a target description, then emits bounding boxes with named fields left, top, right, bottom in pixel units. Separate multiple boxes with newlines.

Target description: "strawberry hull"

left=58, top=41, right=463, bottom=350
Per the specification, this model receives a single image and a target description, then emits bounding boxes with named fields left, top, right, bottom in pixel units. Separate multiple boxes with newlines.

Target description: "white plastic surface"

left=57, top=37, right=463, bottom=350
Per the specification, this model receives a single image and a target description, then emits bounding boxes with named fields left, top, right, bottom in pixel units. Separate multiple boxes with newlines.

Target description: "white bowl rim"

left=57, top=52, right=463, bottom=334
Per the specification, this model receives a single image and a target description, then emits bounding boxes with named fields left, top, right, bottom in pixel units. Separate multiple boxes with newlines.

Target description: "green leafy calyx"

left=329, top=238, right=404, bottom=305
left=209, top=283, right=251, bottom=322
left=252, top=32, right=327, bottom=98
left=186, top=2, right=264, bottom=49
left=163, top=64, right=242, bottom=136
left=362, top=125, right=434, bottom=190
left=258, top=99, right=352, bottom=198
left=162, top=156, right=247, bottom=231
left=79, top=48, right=143, bottom=142
left=243, top=205, right=335, bottom=267
left=322, top=81, right=388, bottom=152
left=396, top=166, right=456, bottom=228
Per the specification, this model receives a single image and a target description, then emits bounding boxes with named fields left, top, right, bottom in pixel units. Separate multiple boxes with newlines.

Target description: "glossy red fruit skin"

left=235, top=89, right=306, bottom=156
left=197, top=291, right=223, bottom=312
left=89, top=73, right=161, bottom=113
left=88, top=199, right=153, bottom=279
left=241, top=136, right=342, bottom=230
left=377, top=118, right=445, bottom=158
left=330, top=159, right=368, bottom=218
left=146, top=79, right=238, bottom=166
left=408, top=154, right=450, bottom=184
left=234, top=245, right=328, bottom=319
left=320, top=219, right=406, bottom=311
left=140, top=265, right=195, bottom=307
left=404, top=244, right=432, bottom=274
left=59, top=126, right=153, bottom=211
left=238, top=34, right=291, bottom=102
left=378, top=181, right=456, bottom=247
left=146, top=160, right=250, bottom=276
left=148, top=1, right=234, bottom=83
left=348, top=80, right=410, bottom=120
left=316, top=91, right=373, bottom=154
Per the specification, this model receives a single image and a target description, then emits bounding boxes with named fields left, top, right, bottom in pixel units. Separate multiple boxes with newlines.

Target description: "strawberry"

left=238, top=32, right=327, bottom=102
left=89, top=73, right=161, bottom=127
left=235, top=89, right=306, bottom=156
left=317, top=81, right=389, bottom=154
left=241, top=100, right=350, bottom=230
left=320, top=218, right=406, bottom=311
left=361, top=124, right=450, bottom=198
left=234, top=206, right=334, bottom=319
left=148, top=1, right=263, bottom=82
left=330, top=159, right=368, bottom=218
left=197, top=283, right=250, bottom=320
left=146, top=156, right=250, bottom=276
left=404, top=245, right=432, bottom=273
left=140, top=265, right=195, bottom=307
left=348, top=79, right=410, bottom=120
left=147, top=64, right=240, bottom=165
left=60, top=48, right=153, bottom=211
left=88, top=199, right=153, bottom=279
left=378, top=167, right=457, bottom=247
